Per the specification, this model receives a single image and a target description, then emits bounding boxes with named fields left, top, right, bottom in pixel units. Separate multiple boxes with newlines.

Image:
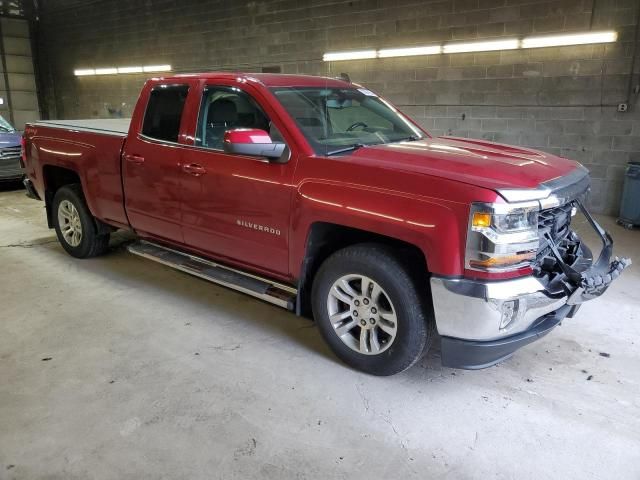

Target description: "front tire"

left=52, top=185, right=110, bottom=258
left=312, top=244, right=434, bottom=376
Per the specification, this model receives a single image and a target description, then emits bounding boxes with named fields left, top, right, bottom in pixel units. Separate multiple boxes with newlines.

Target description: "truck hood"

left=346, top=136, right=581, bottom=191
left=0, top=131, right=21, bottom=147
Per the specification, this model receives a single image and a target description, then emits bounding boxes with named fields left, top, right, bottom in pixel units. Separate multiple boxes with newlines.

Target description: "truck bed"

left=34, top=118, right=131, bottom=136
left=26, top=118, right=130, bottom=228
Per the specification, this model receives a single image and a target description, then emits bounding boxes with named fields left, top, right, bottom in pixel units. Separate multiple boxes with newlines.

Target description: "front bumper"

left=440, top=304, right=576, bottom=370
left=431, top=203, right=630, bottom=370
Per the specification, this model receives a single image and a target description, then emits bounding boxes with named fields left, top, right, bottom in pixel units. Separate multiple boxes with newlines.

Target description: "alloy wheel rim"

left=327, top=274, right=398, bottom=355
left=58, top=200, right=83, bottom=247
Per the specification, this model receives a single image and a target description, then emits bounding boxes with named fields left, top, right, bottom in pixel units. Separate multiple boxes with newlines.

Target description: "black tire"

left=52, top=184, right=110, bottom=258
left=312, top=243, right=434, bottom=376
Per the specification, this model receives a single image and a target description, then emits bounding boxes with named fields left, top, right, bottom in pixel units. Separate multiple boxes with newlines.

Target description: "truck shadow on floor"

left=0, top=180, right=24, bottom=192
left=30, top=231, right=450, bottom=378
left=37, top=232, right=346, bottom=366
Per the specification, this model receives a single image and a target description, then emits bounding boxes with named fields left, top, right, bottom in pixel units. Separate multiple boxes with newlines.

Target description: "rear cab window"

left=142, top=85, right=189, bottom=142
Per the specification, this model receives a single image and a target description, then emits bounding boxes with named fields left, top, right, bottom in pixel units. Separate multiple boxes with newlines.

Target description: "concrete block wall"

left=36, top=0, right=640, bottom=214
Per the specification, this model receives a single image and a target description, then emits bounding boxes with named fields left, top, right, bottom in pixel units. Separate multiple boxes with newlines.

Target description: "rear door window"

left=142, top=85, right=189, bottom=142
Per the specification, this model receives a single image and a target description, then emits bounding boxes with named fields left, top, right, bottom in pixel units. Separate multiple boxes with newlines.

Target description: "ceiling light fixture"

left=117, top=66, right=144, bottom=74
left=143, top=65, right=172, bottom=72
left=74, top=65, right=172, bottom=76
left=323, top=50, right=377, bottom=61
left=74, top=69, right=95, bottom=76
left=94, top=68, right=118, bottom=75
left=443, top=39, right=520, bottom=54
left=323, top=30, right=618, bottom=61
left=378, top=45, right=442, bottom=57
left=522, top=30, right=617, bottom=49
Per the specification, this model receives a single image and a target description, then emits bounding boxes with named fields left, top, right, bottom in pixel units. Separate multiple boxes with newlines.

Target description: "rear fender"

left=36, top=140, right=98, bottom=222
left=27, top=127, right=128, bottom=229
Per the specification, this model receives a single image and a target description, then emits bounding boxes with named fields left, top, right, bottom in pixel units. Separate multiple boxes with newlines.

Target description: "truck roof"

left=165, top=72, right=354, bottom=88
left=28, top=74, right=355, bottom=137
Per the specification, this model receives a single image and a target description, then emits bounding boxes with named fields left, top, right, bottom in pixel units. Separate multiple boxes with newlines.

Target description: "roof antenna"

left=339, top=73, right=351, bottom=83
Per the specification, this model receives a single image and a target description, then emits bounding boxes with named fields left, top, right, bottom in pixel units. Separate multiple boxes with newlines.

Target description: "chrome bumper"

left=430, top=275, right=582, bottom=369
left=430, top=275, right=568, bottom=342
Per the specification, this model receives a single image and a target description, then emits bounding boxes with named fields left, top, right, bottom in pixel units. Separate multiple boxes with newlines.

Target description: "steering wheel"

left=346, top=121, right=368, bottom=132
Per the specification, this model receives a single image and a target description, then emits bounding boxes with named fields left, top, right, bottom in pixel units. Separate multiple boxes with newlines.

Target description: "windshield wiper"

left=325, top=136, right=419, bottom=156
left=325, top=143, right=366, bottom=156
left=390, top=135, right=420, bottom=143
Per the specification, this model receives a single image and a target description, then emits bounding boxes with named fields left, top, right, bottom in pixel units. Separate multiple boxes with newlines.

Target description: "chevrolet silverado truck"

left=21, top=73, right=630, bottom=375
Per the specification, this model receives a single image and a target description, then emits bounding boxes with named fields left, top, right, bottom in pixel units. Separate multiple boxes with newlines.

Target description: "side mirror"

left=223, top=128, right=287, bottom=160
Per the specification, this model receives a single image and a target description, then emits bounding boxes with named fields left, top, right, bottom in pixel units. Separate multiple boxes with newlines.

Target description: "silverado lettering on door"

left=236, top=219, right=281, bottom=236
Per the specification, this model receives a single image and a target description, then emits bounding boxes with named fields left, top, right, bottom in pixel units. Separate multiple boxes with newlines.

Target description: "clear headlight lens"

left=466, top=202, right=540, bottom=272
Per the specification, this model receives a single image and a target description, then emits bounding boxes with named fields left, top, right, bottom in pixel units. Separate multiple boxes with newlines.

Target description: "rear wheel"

left=312, top=244, right=434, bottom=376
left=52, top=185, right=110, bottom=258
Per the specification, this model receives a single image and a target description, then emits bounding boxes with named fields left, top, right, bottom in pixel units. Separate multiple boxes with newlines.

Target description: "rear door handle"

left=124, top=154, right=145, bottom=165
left=182, top=163, right=207, bottom=176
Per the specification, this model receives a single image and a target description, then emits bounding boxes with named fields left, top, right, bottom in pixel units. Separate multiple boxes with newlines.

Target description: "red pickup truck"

left=21, top=73, right=630, bottom=375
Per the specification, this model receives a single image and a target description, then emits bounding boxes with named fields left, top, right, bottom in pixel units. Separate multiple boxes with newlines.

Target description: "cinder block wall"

left=37, top=0, right=640, bottom=214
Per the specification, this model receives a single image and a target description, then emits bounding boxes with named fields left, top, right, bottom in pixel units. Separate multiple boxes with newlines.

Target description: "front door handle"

left=124, top=153, right=145, bottom=165
left=182, top=163, right=207, bottom=176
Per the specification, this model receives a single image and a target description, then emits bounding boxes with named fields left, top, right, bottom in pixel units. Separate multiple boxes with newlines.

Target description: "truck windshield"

left=271, top=87, right=424, bottom=155
left=0, top=115, right=15, bottom=133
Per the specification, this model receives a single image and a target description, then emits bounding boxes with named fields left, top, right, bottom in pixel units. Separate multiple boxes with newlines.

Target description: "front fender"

left=290, top=180, right=470, bottom=277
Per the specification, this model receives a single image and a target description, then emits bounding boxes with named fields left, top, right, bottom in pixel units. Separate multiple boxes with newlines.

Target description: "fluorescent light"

left=322, top=30, right=619, bottom=61
left=378, top=45, right=441, bottom=57
left=323, top=50, right=377, bottom=61
left=117, top=66, right=144, bottom=74
left=94, top=68, right=118, bottom=75
left=74, top=69, right=95, bottom=76
left=74, top=65, right=172, bottom=76
left=443, top=39, right=520, bottom=53
left=522, top=30, right=617, bottom=49
left=143, top=65, right=172, bottom=72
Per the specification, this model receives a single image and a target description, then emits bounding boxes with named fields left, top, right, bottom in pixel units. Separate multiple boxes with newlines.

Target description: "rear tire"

left=312, top=243, right=434, bottom=376
left=52, top=185, right=110, bottom=258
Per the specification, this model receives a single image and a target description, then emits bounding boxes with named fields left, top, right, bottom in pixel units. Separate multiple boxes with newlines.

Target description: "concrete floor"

left=1, top=185, right=639, bottom=480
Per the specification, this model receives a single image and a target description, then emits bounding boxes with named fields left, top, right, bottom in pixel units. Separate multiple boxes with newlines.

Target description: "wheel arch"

left=42, top=166, right=112, bottom=234
left=42, top=165, right=82, bottom=228
left=295, top=221, right=430, bottom=318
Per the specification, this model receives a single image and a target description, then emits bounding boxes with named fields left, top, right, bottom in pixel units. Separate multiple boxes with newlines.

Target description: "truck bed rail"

left=32, top=119, right=131, bottom=137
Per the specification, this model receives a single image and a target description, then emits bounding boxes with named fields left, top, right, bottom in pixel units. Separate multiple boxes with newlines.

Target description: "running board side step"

left=127, top=240, right=297, bottom=310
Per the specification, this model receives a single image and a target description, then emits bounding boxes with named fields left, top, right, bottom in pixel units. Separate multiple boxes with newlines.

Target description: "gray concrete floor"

left=1, top=186, right=639, bottom=480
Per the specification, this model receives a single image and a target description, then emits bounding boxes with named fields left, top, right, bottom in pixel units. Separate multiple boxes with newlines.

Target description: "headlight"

left=466, top=202, right=539, bottom=272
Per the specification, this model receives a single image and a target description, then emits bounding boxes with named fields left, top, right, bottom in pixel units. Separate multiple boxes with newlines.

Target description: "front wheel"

left=312, top=244, right=434, bottom=376
left=52, top=185, right=110, bottom=258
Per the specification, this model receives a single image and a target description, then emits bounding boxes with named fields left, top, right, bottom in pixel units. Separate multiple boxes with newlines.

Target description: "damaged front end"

left=432, top=166, right=631, bottom=369
left=533, top=196, right=631, bottom=308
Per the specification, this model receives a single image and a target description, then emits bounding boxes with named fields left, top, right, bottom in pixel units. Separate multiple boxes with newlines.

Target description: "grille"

left=0, top=146, right=23, bottom=179
left=536, top=203, right=574, bottom=259
left=1, top=146, right=21, bottom=156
